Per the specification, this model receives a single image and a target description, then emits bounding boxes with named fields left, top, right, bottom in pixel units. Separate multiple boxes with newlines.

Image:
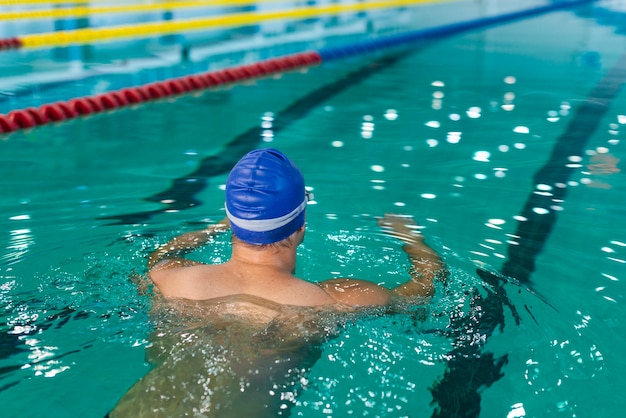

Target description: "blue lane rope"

left=317, top=0, right=598, bottom=61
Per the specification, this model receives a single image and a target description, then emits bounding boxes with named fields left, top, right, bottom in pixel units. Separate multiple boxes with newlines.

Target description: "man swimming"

left=110, top=148, right=447, bottom=417
left=148, top=148, right=445, bottom=305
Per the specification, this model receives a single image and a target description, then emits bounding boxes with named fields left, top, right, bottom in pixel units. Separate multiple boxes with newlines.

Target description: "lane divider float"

left=0, top=0, right=288, bottom=21
left=0, top=0, right=274, bottom=6
left=0, top=0, right=598, bottom=136
left=0, top=51, right=322, bottom=134
left=2, top=0, right=450, bottom=50
left=0, top=37, right=22, bottom=51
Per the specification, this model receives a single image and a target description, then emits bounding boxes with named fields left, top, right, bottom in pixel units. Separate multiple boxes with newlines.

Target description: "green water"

left=1, top=6, right=626, bottom=418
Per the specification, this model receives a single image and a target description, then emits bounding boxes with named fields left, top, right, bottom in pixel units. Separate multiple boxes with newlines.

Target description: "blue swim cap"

left=225, top=148, right=306, bottom=245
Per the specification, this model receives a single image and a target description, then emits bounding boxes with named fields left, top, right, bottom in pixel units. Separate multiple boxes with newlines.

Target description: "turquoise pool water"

left=2, top=2, right=626, bottom=417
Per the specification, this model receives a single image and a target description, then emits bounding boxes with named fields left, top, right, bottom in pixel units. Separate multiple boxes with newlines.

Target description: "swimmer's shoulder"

left=149, top=262, right=224, bottom=299
left=148, top=262, right=390, bottom=309
left=319, top=278, right=392, bottom=307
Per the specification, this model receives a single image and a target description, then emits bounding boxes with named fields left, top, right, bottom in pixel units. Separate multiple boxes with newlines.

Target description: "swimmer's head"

left=225, top=148, right=308, bottom=245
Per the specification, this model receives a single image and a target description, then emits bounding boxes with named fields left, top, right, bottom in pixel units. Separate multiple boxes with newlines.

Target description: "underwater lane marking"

left=429, top=24, right=626, bottom=418
left=502, top=50, right=626, bottom=285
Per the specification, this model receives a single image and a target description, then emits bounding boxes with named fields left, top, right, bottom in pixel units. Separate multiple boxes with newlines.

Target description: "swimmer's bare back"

left=147, top=214, right=447, bottom=309
left=148, top=294, right=340, bottom=356
left=110, top=294, right=338, bottom=418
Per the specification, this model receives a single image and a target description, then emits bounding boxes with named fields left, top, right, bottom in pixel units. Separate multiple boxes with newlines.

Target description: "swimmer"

left=110, top=148, right=447, bottom=417
left=147, top=148, right=445, bottom=306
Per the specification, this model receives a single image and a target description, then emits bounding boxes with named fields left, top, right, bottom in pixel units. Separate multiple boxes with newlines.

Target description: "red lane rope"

left=0, top=51, right=322, bottom=135
left=0, top=37, right=22, bottom=51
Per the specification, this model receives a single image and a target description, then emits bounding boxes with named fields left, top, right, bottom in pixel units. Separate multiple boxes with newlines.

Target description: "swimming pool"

left=1, top=0, right=625, bottom=417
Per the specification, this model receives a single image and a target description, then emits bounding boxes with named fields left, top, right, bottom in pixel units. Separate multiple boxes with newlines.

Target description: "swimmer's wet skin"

left=109, top=148, right=448, bottom=416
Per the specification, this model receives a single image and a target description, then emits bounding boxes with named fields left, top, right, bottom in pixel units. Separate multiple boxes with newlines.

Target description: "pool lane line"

left=0, top=0, right=286, bottom=21
left=0, top=37, right=22, bottom=51
left=0, top=0, right=123, bottom=4
left=8, top=0, right=452, bottom=49
left=98, top=52, right=409, bottom=225
left=0, top=0, right=598, bottom=136
left=428, top=269, right=519, bottom=418
left=0, top=0, right=445, bottom=21
left=428, top=40, right=626, bottom=418
left=0, top=0, right=592, bottom=51
left=501, top=50, right=626, bottom=285
left=0, top=0, right=124, bottom=4
left=0, top=51, right=323, bottom=135
left=318, top=0, right=598, bottom=60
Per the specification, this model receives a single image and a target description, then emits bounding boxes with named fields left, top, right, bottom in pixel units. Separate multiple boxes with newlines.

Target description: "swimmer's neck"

left=229, top=242, right=297, bottom=275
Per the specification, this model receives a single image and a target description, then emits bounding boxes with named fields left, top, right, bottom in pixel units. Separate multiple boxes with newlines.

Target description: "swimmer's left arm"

left=378, top=214, right=448, bottom=298
left=318, top=215, right=447, bottom=307
left=147, top=218, right=230, bottom=270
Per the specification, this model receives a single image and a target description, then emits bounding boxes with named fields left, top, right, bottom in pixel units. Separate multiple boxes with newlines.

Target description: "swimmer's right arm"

left=147, top=218, right=230, bottom=270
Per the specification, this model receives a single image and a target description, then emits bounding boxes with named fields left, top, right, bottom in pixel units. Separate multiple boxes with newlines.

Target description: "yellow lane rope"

left=0, top=0, right=286, bottom=20
left=19, top=0, right=453, bottom=48
left=0, top=0, right=239, bottom=5
left=0, top=0, right=124, bottom=4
